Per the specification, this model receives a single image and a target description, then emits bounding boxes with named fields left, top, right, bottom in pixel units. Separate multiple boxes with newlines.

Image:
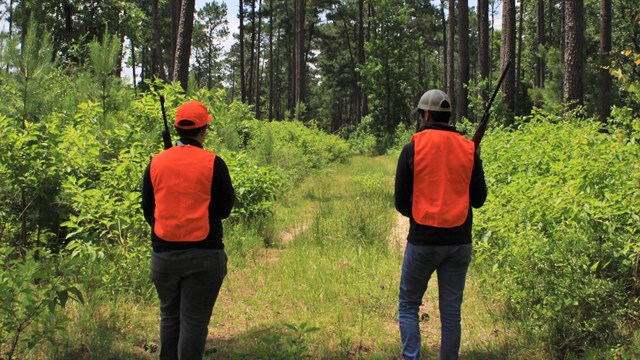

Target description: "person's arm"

left=141, top=163, right=155, bottom=226
left=394, top=143, right=414, bottom=217
left=211, top=156, right=235, bottom=219
left=469, top=150, right=488, bottom=208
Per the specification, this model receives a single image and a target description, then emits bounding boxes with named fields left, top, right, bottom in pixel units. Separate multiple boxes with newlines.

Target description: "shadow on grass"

left=204, top=326, right=525, bottom=360
left=205, top=324, right=397, bottom=360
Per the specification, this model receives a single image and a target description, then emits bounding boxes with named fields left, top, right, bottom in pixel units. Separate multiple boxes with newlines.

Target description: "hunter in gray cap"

left=396, top=87, right=487, bottom=360
left=410, top=89, right=452, bottom=116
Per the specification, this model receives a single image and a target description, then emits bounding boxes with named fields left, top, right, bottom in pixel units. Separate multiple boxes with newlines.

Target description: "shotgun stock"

left=471, top=61, right=511, bottom=147
left=159, top=95, right=172, bottom=150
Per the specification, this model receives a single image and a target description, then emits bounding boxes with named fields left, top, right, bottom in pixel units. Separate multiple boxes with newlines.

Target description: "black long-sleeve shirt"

left=394, top=122, right=487, bottom=246
left=142, top=138, right=235, bottom=252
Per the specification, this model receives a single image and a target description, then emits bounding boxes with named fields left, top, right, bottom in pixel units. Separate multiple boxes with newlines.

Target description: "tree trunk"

left=239, top=0, right=247, bottom=103
left=598, top=0, right=611, bottom=123
left=294, top=0, right=306, bottom=108
left=446, top=0, right=455, bottom=105
left=478, top=0, right=490, bottom=103
left=515, top=0, right=525, bottom=115
left=441, top=0, right=447, bottom=90
left=357, top=0, right=366, bottom=124
left=501, top=0, right=516, bottom=115
left=255, top=0, right=263, bottom=118
left=563, top=0, right=584, bottom=107
left=172, top=0, right=196, bottom=92
left=152, top=0, right=166, bottom=80
left=248, top=0, right=256, bottom=104
left=171, top=0, right=181, bottom=80
left=456, top=0, right=469, bottom=122
left=535, top=0, right=545, bottom=89
left=131, top=39, right=138, bottom=96
left=268, top=0, right=274, bottom=121
left=208, top=29, right=213, bottom=89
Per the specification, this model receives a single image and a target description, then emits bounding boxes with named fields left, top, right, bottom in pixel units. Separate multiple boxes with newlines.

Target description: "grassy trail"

left=206, top=155, right=524, bottom=359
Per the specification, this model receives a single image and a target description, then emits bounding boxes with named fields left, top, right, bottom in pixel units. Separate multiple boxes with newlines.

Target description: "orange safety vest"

left=411, top=129, right=475, bottom=228
left=150, top=145, right=216, bottom=241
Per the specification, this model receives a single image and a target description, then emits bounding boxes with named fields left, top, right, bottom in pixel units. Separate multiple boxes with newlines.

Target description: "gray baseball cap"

left=410, top=89, right=452, bottom=116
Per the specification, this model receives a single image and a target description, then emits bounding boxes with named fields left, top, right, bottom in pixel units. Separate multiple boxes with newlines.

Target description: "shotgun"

left=471, top=61, right=511, bottom=147
left=159, top=95, right=172, bottom=150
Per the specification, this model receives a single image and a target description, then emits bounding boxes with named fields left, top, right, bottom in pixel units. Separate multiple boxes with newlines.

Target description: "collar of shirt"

left=177, top=137, right=204, bottom=148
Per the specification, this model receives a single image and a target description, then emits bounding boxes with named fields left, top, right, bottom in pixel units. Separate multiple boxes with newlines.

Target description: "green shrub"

left=474, top=107, right=640, bottom=357
left=0, top=247, right=83, bottom=360
left=247, top=120, right=350, bottom=185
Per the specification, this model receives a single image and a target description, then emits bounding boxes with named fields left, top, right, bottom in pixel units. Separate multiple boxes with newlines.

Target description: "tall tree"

left=152, top=0, right=166, bottom=80
left=357, top=0, right=366, bottom=123
left=456, top=0, right=469, bottom=122
left=294, top=0, right=306, bottom=109
left=248, top=0, right=257, bottom=104
left=268, top=0, right=274, bottom=120
left=515, top=0, right=525, bottom=115
left=193, top=1, right=228, bottom=89
left=598, top=0, right=611, bottom=123
left=171, top=0, right=181, bottom=79
left=563, top=0, right=583, bottom=107
left=173, top=0, right=196, bottom=91
left=501, top=0, right=516, bottom=114
left=478, top=0, right=490, bottom=102
left=239, top=0, right=247, bottom=103
left=446, top=0, right=455, bottom=103
left=254, top=0, right=264, bottom=118
left=535, top=0, right=545, bottom=89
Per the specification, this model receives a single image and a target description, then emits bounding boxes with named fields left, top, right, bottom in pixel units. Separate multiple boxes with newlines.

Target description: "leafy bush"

left=0, top=247, right=83, bottom=360
left=247, top=120, right=350, bottom=185
left=474, top=107, right=640, bottom=356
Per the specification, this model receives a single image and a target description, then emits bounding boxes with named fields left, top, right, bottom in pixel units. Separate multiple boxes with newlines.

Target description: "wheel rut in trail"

left=388, top=212, right=410, bottom=253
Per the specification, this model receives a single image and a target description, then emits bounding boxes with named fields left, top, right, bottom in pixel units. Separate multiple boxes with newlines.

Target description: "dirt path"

left=388, top=212, right=410, bottom=252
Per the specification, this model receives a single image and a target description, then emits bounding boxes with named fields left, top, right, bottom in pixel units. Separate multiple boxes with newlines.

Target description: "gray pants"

left=151, top=248, right=227, bottom=360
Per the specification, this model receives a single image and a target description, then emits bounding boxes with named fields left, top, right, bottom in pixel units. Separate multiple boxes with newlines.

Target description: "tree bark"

left=441, top=0, right=447, bottom=90
left=172, top=0, right=196, bottom=91
left=357, top=0, right=366, bottom=123
left=152, top=0, right=166, bottom=80
left=478, top=0, right=490, bottom=103
left=255, top=0, right=263, bottom=118
left=446, top=0, right=455, bottom=106
left=268, top=0, right=274, bottom=121
left=171, top=0, right=181, bottom=80
left=294, top=0, right=306, bottom=108
left=563, top=0, right=584, bottom=107
left=456, top=0, right=469, bottom=122
left=515, top=0, right=525, bottom=115
left=598, top=0, right=612, bottom=123
left=535, top=0, right=545, bottom=89
left=239, top=0, right=247, bottom=103
left=248, top=0, right=256, bottom=104
left=501, top=0, right=516, bottom=115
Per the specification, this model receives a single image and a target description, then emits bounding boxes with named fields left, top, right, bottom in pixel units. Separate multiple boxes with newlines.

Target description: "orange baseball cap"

left=175, top=100, right=213, bottom=129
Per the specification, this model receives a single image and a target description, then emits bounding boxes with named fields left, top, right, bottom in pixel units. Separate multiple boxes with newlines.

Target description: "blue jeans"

left=151, top=248, right=227, bottom=360
left=398, top=243, right=472, bottom=360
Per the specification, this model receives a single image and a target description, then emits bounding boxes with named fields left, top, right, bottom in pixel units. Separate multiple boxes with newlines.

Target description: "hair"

left=175, top=121, right=207, bottom=138
left=428, top=110, right=451, bottom=123
left=417, top=109, right=451, bottom=123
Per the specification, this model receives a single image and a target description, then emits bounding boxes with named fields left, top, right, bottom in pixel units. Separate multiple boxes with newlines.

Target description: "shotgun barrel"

left=471, top=61, right=511, bottom=147
left=160, top=95, right=172, bottom=150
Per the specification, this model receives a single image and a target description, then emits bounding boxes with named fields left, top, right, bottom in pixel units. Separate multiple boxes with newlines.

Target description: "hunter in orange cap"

left=175, top=100, right=213, bottom=129
left=142, top=98, right=234, bottom=359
